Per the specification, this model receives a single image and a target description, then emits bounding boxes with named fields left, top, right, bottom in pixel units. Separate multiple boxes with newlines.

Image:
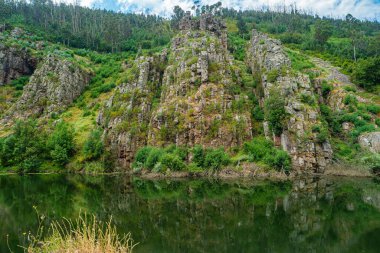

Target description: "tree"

left=83, top=129, right=104, bottom=161
left=47, top=122, right=75, bottom=166
left=237, top=15, right=248, bottom=38
left=264, top=90, right=287, bottom=136
left=0, top=120, right=46, bottom=171
left=314, top=20, right=333, bottom=46
left=352, top=56, right=380, bottom=91
left=171, top=5, right=185, bottom=29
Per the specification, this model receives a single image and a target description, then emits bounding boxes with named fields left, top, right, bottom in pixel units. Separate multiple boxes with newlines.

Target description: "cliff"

left=247, top=30, right=333, bottom=173
left=99, top=13, right=253, bottom=167
left=6, top=55, right=91, bottom=120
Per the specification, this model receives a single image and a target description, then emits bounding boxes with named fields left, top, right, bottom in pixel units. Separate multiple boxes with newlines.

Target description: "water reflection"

left=0, top=175, right=379, bottom=253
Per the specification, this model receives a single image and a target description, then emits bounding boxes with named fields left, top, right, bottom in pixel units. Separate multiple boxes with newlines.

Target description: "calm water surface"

left=1, top=174, right=380, bottom=253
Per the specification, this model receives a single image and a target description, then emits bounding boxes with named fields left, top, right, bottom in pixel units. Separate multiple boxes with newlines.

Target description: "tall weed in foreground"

left=26, top=209, right=136, bottom=253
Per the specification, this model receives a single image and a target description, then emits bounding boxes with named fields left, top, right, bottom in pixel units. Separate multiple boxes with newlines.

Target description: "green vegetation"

left=82, top=129, right=105, bottom=161
left=0, top=1, right=378, bottom=175
left=0, top=120, right=111, bottom=173
left=352, top=56, right=380, bottom=91
left=132, top=145, right=231, bottom=173
left=243, top=137, right=291, bottom=172
left=264, top=90, right=287, bottom=136
left=47, top=122, right=75, bottom=166
left=0, top=120, right=75, bottom=172
left=10, top=75, right=30, bottom=90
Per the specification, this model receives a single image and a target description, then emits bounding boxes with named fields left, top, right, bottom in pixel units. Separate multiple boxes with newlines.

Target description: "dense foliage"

left=0, top=120, right=75, bottom=171
left=0, top=0, right=172, bottom=52
left=243, top=137, right=291, bottom=172
left=132, top=145, right=231, bottom=173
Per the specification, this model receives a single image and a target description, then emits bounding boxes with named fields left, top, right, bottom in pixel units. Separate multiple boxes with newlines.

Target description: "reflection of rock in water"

left=285, top=176, right=334, bottom=253
left=91, top=177, right=380, bottom=253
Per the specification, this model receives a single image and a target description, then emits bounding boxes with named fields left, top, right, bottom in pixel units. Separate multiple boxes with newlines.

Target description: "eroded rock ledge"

left=247, top=29, right=333, bottom=173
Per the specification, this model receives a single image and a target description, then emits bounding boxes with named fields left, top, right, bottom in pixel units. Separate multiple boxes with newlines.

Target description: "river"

left=1, top=174, right=380, bottom=252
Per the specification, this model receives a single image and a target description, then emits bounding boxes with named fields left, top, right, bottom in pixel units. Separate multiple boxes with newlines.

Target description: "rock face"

left=358, top=132, right=380, bottom=153
left=98, top=55, right=166, bottom=167
left=247, top=30, right=333, bottom=173
left=99, top=14, right=252, bottom=168
left=0, top=44, right=37, bottom=86
left=10, top=56, right=90, bottom=119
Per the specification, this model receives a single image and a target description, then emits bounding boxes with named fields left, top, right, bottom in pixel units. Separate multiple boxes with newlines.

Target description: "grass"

left=62, top=107, right=94, bottom=148
left=27, top=213, right=136, bottom=253
left=285, top=48, right=315, bottom=72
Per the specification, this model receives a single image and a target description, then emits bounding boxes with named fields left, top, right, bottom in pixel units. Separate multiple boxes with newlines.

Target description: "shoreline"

left=0, top=164, right=374, bottom=179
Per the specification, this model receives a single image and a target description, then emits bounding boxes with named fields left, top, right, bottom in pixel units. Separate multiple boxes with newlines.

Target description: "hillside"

left=0, top=2, right=379, bottom=176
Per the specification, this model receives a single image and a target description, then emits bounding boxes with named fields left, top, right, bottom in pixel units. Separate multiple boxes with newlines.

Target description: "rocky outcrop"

left=99, top=14, right=252, bottom=168
left=98, top=55, right=166, bottom=167
left=148, top=24, right=251, bottom=149
left=247, top=29, right=333, bottom=173
left=358, top=132, right=380, bottom=153
left=9, top=55, right=90, bottom=119
left=248, top=29, right=290, bottom=72
left=0, top=43, right=37, bottom=86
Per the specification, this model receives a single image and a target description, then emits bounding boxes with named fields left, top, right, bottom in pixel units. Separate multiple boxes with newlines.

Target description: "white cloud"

left=57, top=0, right=380, bottom=20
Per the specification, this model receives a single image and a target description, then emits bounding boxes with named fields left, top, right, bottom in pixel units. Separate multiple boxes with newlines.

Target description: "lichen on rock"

left=247, top=29, right=333, bottom=173
left=99, top=14, right=253, bottom=168
left=8, top=55, right=90, bottom=119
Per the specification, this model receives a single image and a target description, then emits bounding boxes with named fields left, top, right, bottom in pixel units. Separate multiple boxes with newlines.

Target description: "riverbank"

left=0, top=163, right=375, bottom=179
left=134, top=163, right=375, bottom=180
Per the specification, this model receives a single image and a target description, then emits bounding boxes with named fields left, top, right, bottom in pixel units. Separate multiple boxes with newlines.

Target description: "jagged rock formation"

left=247, top=30, right=333, bottom=173
left=98, top=55, right=167, bottom=167
left=99, top=14, right=252, bottom=168
left=0, top=43, right=37, bottom=86
left=8, top=55, right=90, bottom=119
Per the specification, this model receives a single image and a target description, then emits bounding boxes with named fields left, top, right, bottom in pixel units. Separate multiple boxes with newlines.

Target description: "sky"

left=59, top=0, right=380, bottom=20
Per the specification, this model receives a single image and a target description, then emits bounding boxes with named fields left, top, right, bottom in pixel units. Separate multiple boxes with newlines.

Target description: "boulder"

left=358, top=132, right=380, bottom=153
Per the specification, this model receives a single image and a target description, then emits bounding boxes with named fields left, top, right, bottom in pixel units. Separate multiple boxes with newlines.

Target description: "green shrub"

left=312, top=125, right=329, bottom=143
left=84, top=161, right=106, bottom=174
left=344, top=94, right=358, bottom=106
left=192, top=145, right=205, bottom=167
left=160, top=153, right=186, bottom=171
left=264, top=149, right=291, bottom=172
left=366, top=104, right=380, bottom=115
left=0, top=120, right=46, bottom=172
left=264, top=90, right=286, bottom=136
left=243, top=137, right=273, bottom=162
left=165, top=145, right=188, bottom=161
left=132, top=146, right=154, bottom=168
left=352, top=56, right=380, bottom=91
left=252, top=106, right=265, bottom=121
left=90, top=83, right=116, bottom=98
left=10, top=76, right=30, bottom=90
left=343, top=86, right=357, bottom=92
left=82, top=129, right=104, bottom=161
left=48, top=122, right=75, bottom=166
left=321, top=81, right=333, bottom=98
left=351, top=124, right=376, bottom=140
left=300, top=93, right=315, bottom=106
left=145, top=148, right=164, bottom=170
left=243, top=137, right=292, bottom=172
left=267, top=69, right=279, bottom=83
left=203, top=148, right=231, bottom=171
